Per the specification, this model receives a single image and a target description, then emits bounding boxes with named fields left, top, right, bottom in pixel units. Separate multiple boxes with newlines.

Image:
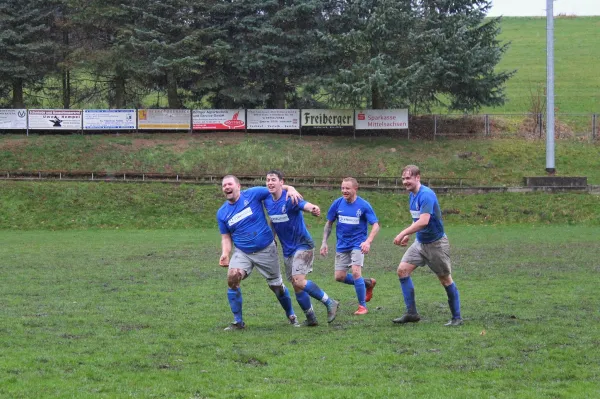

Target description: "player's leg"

left=254, top=242, right=298, bottom=325
left=427, top=237, right=462, bottom=326
left=292, top=249, right=339, bottom=324
left=286, top=252, right=317, bottom=326
left=224, top=250, right=252, bottom=330
left=349, top=250, right=368, bottom=315
left=393, top=241, right=422, bottom=324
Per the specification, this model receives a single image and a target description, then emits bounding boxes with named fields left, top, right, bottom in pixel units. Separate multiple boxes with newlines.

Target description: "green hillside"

left=486, top=17, right=600, bottom=114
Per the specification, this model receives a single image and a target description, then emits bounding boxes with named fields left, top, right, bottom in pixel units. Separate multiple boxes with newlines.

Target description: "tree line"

left=0, top=0, right=513, bottom=112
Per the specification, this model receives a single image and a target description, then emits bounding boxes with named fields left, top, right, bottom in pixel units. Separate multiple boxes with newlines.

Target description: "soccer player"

left=392, top=165, right=463, bottom=326
left=217, top=175, right=302, bottom=330
left=320, top=177, right=380, bottom=315
left=264, top=170, right=339, bottom=326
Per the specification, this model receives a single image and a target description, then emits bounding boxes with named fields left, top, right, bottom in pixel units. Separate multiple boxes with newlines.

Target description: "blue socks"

left=354, top=277, right=366, bottom=306
left=399, top=277, right=417, bottom=314
left=341, top=273, right=366, bottom=306
left=295, top=291, right=313, bottom=313
left=227, top=287, right=243, bottom=323
left=444, top=282, right=461, bottom=319
left=275, top=285, right=295, bottom=318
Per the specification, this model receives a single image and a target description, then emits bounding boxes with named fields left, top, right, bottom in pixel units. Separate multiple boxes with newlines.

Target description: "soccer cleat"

left=353, top=305, right=368, bottom=315
left=365, top=278, right=377, bottom=302
left=326, top=299, right=340, bottom=323
left=444, top=318, right=464, bottom=327
left=224, top=321, right=245, bottom=331
left=392, top=313, right=421, bottom=324
left=302, top=312, right=319, bottom=327
left=289, top=315, right=301, bottom=327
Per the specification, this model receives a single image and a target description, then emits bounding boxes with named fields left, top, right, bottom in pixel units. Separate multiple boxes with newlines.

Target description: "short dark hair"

left=266, top=170, right=284, bottom=181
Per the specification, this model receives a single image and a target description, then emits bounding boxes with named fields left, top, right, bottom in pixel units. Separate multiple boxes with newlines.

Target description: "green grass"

left=1, top=226, right=599, bottom=398
left=2, top=134, right=600, bottom=185
left=1, top=181, right=600, bottom=231
left=487, top=16, right=600, bottom=114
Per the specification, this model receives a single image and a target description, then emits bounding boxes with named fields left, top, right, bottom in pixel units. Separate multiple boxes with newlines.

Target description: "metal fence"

left=415, top=113, right=598, bottom=140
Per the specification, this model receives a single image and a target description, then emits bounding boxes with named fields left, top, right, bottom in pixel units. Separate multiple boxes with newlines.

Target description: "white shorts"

left=229, top=241, right=283, bottom=286
left=334, top=249, right=364, bottom=271
left=283, top=249, right=314, bottom=281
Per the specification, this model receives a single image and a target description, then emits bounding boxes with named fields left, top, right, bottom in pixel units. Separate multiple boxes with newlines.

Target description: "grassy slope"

left=1, top=134, right=600, bottom=185
left=486, top=17, right=600, bottom=114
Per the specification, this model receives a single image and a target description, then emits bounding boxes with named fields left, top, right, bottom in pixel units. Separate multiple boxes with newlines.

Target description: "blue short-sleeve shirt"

left=326, top=196, right=378, bottom=252
left=216, top=187, right=273, bottom=253
left=409, top=185, right=445, bottom=244
left=264, top=190, right=314, bottom=258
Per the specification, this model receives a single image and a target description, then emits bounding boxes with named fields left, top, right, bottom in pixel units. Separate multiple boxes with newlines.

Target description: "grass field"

left=486, top=17, right=600, bottom=114
left=1, top=226, right=599, bottom=398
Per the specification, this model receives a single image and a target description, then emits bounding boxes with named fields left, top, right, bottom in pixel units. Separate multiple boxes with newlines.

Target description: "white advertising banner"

left=247, top=109, right=300, bottom=129
left=192, top=109, right=246, bottom=130
left=355, top=109, right=409, bottom=130
left=83, top=109, right=136, bottom=130
left=301, top=109, right=354, bottom=127
left=0, top=109, right=27, bottom=129
left=138, top=109, right=190, bottom=130
left=28, top=109, right=82, bottom=130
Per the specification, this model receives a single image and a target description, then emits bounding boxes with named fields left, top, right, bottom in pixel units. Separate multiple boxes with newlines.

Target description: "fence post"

left=485, top=114, right=489, bottom=136
left=433, top=114, right=437, bottom=140
left=593, top=114, right=597, bottom=140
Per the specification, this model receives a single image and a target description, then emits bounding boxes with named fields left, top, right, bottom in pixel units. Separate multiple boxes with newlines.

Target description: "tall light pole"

left=546, top=0, right=556, bottom=174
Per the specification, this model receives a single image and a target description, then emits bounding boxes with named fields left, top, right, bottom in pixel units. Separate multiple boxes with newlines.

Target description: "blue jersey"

left=409, top=185, right=445, bottom=244
left=326, top=196, right=378, bottom=252
left=264, top=190, right=315, bottom=258
left=216, top=187, right=273, bottom=253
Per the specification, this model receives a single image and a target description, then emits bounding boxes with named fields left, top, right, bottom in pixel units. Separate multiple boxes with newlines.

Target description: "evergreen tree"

left=126, top=0, right=210, bottom=109
left=0, top=0, right=60, bottom=108
left=68, top=0, right=145, bottom=108
left=208, top=0, right=332, bottom=108
left=321, top=0, right=514, bottom=111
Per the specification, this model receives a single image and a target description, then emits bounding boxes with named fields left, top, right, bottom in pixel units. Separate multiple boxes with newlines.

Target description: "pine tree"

left=0, top=0, right=60, bottom=108
left=320, top=0, right=514, bottom=111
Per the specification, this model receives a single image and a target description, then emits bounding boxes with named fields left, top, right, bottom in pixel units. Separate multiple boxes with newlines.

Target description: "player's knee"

left=334, top=274, right=346, bottom=282
left=438, top=274, right=453, bottom=286
left=227, top=270, right=243, bottom=288
left=291, top=276, right=306, bottom=291
left=397, top=265, right=411, bottom=278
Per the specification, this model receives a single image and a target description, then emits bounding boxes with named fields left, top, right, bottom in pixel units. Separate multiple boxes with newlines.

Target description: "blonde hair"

left=342, top=177, right=359, bottom=188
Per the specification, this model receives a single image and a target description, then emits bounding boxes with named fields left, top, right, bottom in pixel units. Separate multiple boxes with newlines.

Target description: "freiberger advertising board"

left=192, top=110, right=246, bottom=130
left=28, top=109, right=82, bottom=130
left=83, top=109, right=136, bottom=130
left=355, top=109, right=409, bottom=130
left=0, top=109, right=27, bottom=129
left=247, top=109, right=300, bottom=129
left=301, top=109, right=354, bottom=127
left=138, top=109, right=191, bottom=130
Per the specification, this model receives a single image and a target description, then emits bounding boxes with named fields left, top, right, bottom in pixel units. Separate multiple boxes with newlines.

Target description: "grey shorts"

left=229, top=241, right=283, bottom=286
left=401, top=236, right=451, bottom=276
left=334, top=249, right=364, bottom=271
left=283, top=249, right=314, bottom=282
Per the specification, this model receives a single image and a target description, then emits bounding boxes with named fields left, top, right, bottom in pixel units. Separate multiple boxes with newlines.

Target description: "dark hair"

left=266, top=170, right=284, bottom=181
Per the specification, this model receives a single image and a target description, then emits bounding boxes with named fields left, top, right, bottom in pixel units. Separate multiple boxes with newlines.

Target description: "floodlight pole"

left=546, top=0, right=556, bottom=174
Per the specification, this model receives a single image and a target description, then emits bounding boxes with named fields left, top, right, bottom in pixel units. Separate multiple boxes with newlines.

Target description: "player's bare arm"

left=360, top=222, right=380, bottom=254
left=220, top=234, right=233, bottom=266
left=303, top=202, right=321, bottom=217
left=320, top=220, right=333, bottom=256
left=393, top=214, right=430, bottom=246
